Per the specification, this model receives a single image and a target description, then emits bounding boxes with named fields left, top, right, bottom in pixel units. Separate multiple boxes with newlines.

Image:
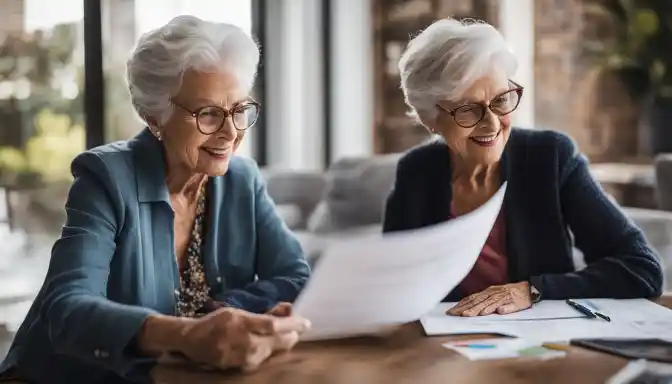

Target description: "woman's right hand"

left=177, top=307, right=310, bottom=371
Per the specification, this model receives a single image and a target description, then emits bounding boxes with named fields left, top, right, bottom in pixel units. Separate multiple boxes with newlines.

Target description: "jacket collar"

left=131, top=128, right=171, bottom=204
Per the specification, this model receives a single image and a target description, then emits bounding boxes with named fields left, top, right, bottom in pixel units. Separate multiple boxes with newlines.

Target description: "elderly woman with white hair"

left=384, top=19, right=663, bottom=317
left=0, top=16, right=311, bottom=383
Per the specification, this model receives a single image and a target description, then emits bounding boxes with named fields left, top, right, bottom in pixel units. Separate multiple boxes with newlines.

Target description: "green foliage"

left=0, top=22, right=84, bottom=185
left=583, top=0, right=672, bottom=99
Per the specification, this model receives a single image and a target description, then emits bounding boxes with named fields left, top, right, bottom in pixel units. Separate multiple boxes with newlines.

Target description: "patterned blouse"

left=175, top=181, right=213, bottom=318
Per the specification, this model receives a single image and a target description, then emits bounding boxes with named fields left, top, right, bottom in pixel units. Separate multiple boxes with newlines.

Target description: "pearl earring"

left=155, top=130, right=162, bottom=141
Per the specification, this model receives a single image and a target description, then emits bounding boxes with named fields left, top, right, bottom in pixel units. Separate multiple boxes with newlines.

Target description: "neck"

left=165, top=164, right=207, bottom=198
left=450, top=154, right=500, bottom=189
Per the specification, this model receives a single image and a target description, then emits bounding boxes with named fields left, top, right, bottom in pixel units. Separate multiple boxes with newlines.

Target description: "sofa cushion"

left=261, top=169, right=326, bottom=230
left=307, top=154, right=401, bottom=233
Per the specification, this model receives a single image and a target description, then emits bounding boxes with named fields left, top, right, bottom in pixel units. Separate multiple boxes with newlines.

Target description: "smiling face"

left=429, top=72, right=520, bottom=166
left=152, top=69, right=251, bottom=177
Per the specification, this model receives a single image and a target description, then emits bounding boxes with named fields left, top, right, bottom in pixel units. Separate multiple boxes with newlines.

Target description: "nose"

left=215, top=117, right=238, bottom=142
left=478, top=108, right=501, bottom=133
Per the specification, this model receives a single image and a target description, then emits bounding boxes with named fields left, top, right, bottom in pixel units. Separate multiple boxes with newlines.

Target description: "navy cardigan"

left=383, top=128, right=664, bottom=301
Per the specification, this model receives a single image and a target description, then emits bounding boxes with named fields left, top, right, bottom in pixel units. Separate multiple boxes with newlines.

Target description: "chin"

left=203, top=161, right=231, bottom=177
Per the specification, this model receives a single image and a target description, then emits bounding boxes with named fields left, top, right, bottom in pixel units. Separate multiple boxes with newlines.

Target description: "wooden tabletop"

left=153, top=295, right=672, bottom=384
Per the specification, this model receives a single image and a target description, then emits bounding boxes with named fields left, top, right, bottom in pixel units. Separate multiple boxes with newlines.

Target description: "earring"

left=154, top=130, right=162, bottom=141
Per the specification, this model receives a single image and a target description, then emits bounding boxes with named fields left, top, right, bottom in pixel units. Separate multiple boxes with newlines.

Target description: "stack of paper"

left=421, top=299, right=672, bottom=342
left=293, top=184, right=508, bottom=341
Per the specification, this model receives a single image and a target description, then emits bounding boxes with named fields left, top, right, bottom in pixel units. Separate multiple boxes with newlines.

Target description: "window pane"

left=0, top=0, right=85, bottom=234
left=102, top=0, right=256, bottom=158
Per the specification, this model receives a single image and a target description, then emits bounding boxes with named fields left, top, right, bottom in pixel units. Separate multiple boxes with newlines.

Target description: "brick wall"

left=534, top=0, right=642, bottom=161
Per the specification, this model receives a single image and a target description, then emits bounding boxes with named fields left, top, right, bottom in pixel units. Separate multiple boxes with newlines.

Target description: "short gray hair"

left=399, top=18, right=517, bottom=120
left=126, top=15, right=260, bottom=124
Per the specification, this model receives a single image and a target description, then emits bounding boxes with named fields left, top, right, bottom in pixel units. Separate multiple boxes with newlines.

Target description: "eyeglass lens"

left=197, top=104, right=260, bottom=134
left=454, top=89, right=520, bottom=128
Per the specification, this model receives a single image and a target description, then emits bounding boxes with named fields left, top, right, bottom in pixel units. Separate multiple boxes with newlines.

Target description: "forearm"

left=137, top=314, right=193, bottom=356
left=530, top=255, right=663, bottom=299
left=42, top=288, right=160, bottom=377
left=219, top=277, right=305, bottom=314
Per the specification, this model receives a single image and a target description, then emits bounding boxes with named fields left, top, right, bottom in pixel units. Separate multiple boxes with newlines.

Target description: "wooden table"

left=152, top=296, right=672, bottom=384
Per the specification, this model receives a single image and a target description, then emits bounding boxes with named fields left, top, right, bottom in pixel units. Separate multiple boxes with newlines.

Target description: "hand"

left=177, top=307, right=310, bottom=372
left=446, top=282, right=533, bottom=317
left=267, top=302, right=292, bottom=317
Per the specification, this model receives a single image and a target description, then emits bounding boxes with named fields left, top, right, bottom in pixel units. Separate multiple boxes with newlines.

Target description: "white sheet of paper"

left=433, top=301, right=586, bottom=322
left=442, top=338, right=566, bottom=361
left=421, top=299, right=672, bottom=342
left=293, top=183, right=508, bottom=341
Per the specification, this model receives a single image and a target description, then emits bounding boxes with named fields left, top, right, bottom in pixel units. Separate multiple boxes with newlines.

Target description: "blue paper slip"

left=453, top=343, right=497, bottom=349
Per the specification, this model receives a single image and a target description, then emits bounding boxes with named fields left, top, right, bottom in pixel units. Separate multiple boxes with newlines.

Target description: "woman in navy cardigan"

left=384, top=18, right=663, bottom=317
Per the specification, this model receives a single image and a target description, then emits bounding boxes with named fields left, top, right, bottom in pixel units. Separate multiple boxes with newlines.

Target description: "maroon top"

left=450, top=203, right=509, bottom=296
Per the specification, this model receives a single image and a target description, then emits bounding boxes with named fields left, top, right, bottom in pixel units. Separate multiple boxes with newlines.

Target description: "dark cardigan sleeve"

left=529, top=137, right=664, bottom=299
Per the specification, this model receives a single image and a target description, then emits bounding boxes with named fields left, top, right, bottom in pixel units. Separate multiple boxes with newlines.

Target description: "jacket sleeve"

left=40, top=152, right=159, bottom=379
left=383, top=157, right=412, bottom=234
left=218, top=164, right=310, bottom=314
left=529, top=137, right=664, bottom=299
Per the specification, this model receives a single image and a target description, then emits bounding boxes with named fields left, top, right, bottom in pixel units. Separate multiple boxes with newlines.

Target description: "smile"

left=469, top=131, right=500, bottom=147
left=202, top=146, right=231, bottom=158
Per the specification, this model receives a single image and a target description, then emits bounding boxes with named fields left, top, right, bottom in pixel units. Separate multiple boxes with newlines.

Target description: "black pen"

left=565, top=299, right=596, bottom=319
left=581, top=299, right=612, bottom=322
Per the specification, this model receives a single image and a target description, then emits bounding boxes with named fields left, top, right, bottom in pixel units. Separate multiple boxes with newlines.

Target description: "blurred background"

left=1, top=0, right=671, bottom=354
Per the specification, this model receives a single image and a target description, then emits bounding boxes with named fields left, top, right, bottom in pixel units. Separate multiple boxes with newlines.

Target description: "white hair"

left=126, top=15, right=260, bottom=124
left=398, top=18, right=517, bottom=121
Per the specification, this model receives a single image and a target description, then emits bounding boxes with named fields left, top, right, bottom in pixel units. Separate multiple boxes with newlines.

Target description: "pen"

left=594, top=311, right=611, bottom=322
left=565, top=299, right=596, bottom=319
left=583, top=300, right=612, bottom=322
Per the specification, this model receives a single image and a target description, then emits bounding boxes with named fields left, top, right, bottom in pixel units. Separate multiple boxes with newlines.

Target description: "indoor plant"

left=584, top=0, right=672, bottom=154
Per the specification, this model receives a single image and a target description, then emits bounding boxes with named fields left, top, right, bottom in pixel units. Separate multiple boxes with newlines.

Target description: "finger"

left=480, top=295, right=512, bottom=315
left=271, top=331, right=300, bottom=352
left=449, top=291, right=498, bottom=316
left=270, top=303, right=292, bottom=317
left=447, top=293, right=480, bottom=314
left=462, top=292, right=507, bottom=317
left=241, top=337, right=274, bottom=372
left=245, top=314, right=310, bottom=335
left=496, top=303, right=521, bottom=315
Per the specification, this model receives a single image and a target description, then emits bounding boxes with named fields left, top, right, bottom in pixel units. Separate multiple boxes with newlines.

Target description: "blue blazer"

left=383, top=128, right=663, bottom=302
left=0, top=128, right=310, bottom=383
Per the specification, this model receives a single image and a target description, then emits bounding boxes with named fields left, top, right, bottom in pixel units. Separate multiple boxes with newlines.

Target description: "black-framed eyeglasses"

left=436, top=80, right=524, bottom=128
left=172, top=99, right=261, bottom=135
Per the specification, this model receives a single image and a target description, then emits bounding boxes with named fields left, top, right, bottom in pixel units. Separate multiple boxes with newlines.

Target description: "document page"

left=421, top=299, right=672, bottom=342
left=293, top=183, right=507, bottom=341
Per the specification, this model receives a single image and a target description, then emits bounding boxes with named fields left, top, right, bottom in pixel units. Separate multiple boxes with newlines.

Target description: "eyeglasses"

left=436, top=80, right=524, bottom=128
left=172, top=99, right=261, bottom=135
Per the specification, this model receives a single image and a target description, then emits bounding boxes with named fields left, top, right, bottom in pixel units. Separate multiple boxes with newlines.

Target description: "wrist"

left=137, top=314, right=194, bottom=356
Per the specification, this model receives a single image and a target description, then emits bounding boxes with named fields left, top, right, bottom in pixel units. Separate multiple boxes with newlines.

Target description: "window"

left=0, top=0, right=85, bottom=228
left=101, top=0, right=256, bottom=157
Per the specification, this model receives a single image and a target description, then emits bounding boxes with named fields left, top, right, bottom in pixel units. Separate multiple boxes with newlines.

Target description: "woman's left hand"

left=447, top=282, right=532, bottom=316
left=267, top=302, right=293, bottom=317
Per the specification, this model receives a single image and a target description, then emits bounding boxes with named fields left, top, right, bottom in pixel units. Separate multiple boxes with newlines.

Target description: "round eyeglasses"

left=173, top=99, right=261, bottom=135
left=437, top=81, right=524, bottom=128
